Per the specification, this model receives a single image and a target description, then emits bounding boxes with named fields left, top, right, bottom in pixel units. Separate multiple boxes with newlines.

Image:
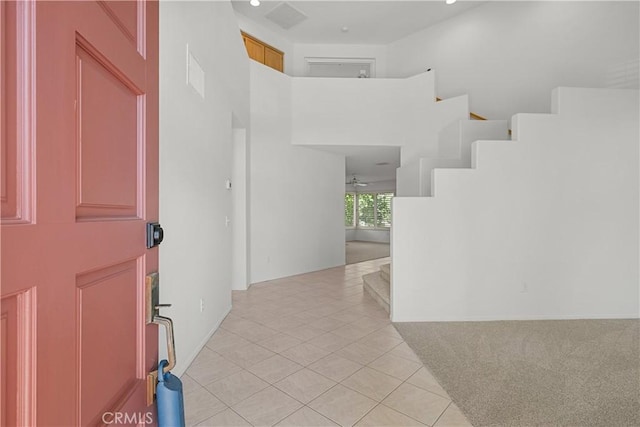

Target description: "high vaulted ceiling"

left=232, top=0, right=485, bottom=45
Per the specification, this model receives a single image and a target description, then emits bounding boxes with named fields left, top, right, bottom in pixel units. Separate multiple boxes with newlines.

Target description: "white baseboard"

left=391, top=313, right=640, bottom=322
left=173, top=305, right=232, bottom=378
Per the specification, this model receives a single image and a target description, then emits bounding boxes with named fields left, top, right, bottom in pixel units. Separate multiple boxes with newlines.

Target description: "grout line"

left=431, top=401, right=453, bottom=427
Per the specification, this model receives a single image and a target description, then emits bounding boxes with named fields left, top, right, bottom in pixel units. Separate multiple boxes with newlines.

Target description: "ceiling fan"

left=346, top=175, right=368, bottom=187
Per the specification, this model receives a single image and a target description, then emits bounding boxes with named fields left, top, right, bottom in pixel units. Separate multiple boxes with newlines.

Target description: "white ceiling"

left=232, top=0, right=485, bottom=44
left=312, top=145, right=401, bottom=183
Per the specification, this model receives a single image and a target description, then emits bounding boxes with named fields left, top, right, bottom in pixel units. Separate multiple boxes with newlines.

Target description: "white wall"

left=392, top=87, right=639, bottom=321
left=232, top=128, right=249, bottom=290
left=346, top=229, right=356, bottom=242
left=292, top=70, right=467, bottom=163
left=250, top=62, right=345, bottom=283
left=292, top=43, right=388, bottom=77
left=159, top=0, right=249, bottom=375
left=351, top=229, right=390, bottom=244
left=387, top=1, right=640, bottom=121
left=419, top=120, right=509, bottom=196
left=234, top=12, right=294, bottom=75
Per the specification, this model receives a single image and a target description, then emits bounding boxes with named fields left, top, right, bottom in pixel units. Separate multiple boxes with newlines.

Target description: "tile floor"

left=182, top=258, right=472, bottom=427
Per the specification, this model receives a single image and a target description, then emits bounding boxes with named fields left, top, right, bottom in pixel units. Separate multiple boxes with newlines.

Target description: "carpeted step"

left=363, top=272, right=390, bottom=313
left=380, top=263, right=390, bottom=283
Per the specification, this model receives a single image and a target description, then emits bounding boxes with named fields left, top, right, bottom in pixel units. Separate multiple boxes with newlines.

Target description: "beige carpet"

left=345, top=240, right=390, bottom=264
left=394, top=319, right=640, bottom=426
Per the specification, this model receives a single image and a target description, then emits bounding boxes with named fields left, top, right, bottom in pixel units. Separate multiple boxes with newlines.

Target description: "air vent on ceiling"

left=265, top=2, right=308, bottom=30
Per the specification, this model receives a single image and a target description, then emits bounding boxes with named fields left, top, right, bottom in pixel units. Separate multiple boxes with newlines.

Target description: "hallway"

left=182, top=258, right=470, bottom=426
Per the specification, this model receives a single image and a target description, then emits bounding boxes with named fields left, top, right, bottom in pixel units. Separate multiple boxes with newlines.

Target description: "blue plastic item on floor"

left=156, top=359, right=185, bottom=427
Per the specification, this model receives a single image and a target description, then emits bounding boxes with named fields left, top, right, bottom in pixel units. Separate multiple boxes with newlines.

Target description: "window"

left=358, top=193, right=375, bottom=227
left=376, top=193, right=393, bottom=228
left=345, top=193, right=355, bottom=227
left=345, top=192, right=393, bottom=229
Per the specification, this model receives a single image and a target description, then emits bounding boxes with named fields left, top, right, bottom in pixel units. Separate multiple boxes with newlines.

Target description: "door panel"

left=77, top=260, right=140, bottom=426
left=1, top=1, right=159, bottom=425
left=96, top=1, right=138, bottom=46
left=0, top=0, right=33, bottom=224
left=76, top=43, right=140, bottom=220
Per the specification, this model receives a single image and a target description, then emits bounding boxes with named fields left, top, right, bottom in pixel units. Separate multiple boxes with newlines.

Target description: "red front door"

left=1, top=1, right=159, bottom=425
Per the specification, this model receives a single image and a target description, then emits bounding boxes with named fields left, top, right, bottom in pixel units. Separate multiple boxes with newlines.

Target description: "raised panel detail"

left=1, top=298, right=17, bottom=427
left=97, top=1, right=137, bottom=46
left=1, top=1, right=34, bottom=223
left=77, top=260, right=138, bottom=426
left=1, top=1, right=7, bottom=208
left=76, top=43, right=141, bottom=220
left=1, top=290, right=36, bottom=426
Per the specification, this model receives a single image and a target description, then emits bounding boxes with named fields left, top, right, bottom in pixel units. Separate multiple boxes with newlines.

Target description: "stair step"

left=380, top=264, right=390, bottom=283
left=363, top=272, right=390, bottom=313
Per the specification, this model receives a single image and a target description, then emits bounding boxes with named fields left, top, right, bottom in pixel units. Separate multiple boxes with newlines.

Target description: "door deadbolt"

left=146, top=222, right=164, bottom=248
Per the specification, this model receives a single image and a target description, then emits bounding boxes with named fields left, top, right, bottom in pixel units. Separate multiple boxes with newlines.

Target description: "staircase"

left=392, top=87, right=639, bottom=322
left=363, top=263, right=390, bottom=313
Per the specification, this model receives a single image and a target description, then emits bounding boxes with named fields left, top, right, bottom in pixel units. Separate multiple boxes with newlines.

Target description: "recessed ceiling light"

left=341, top=26, right=349, bottom=33
left=250, top=0, right=260, bottom=6
left=445, top=0, right=457, bottom=4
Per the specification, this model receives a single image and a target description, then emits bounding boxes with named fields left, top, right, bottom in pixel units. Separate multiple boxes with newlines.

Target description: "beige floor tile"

left=357, top=332, right=404, bottom=353
left=264, top=316, right=310, bottom=332
left=406, top=367, right=450, bottom=399
left=275, top=406, right=339, bottom=426
left=308, top=384, right=377, bottom=427
left=233, top=324, right=280, bottom=343
left=280, top=343, right=330, bottom=366
left=284, top=325, right=328, bottom=341
left=387, top=342, right=422, bottom=363
left=181, top=373, right=204, bottom=395
left=184, top=387, right=228, bottom=426
left=221, top=316, right=259, bottom=334
left=197, top=408, right=251, bottom=426
left=355, top=405, right=425, bottom=426
left=382, top=383, right=450, bottom=426
left=306, top=305, right=347, bottom=318
left=205, top=370, right=270, bottom=406
left=331, top=324, right=377, bottom=341
left=248, top=354, right=303, bottom=383
left=257, top=333, right=303, bottom=353
left=232, top=386, right=303, bottom=426
left=206, top=330, right=251, bottom=354
left=275, top=368, right=337, bottom=403
left=220, top=342, right=275, bottom=368
left=368, top=353, right=421, bottom=381
left=288, top=311, right=323, bottom=323
left=191, top=347, right=222, bottom=367
left=308, top=353, right=364, bottom=382
left=433, top=403, right=472, bottom=427
left=330, top=310, right=367, bottom=324
left=376, top=325, right=403, bottom=339
left=307, top=332, right=355, bottom=352
left=336, top=342, right=387, bottom=365
left=341, top=367, right=402, bottom=401
left=186, top=354, right=243, bottom=386
left=307, top=316, right=347, bottom=332
left=350, top=316, right=390, bottom=331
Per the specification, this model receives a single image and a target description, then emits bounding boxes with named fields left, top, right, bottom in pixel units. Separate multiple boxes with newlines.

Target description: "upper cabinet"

left=241, top=31, right=284, bottom=73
